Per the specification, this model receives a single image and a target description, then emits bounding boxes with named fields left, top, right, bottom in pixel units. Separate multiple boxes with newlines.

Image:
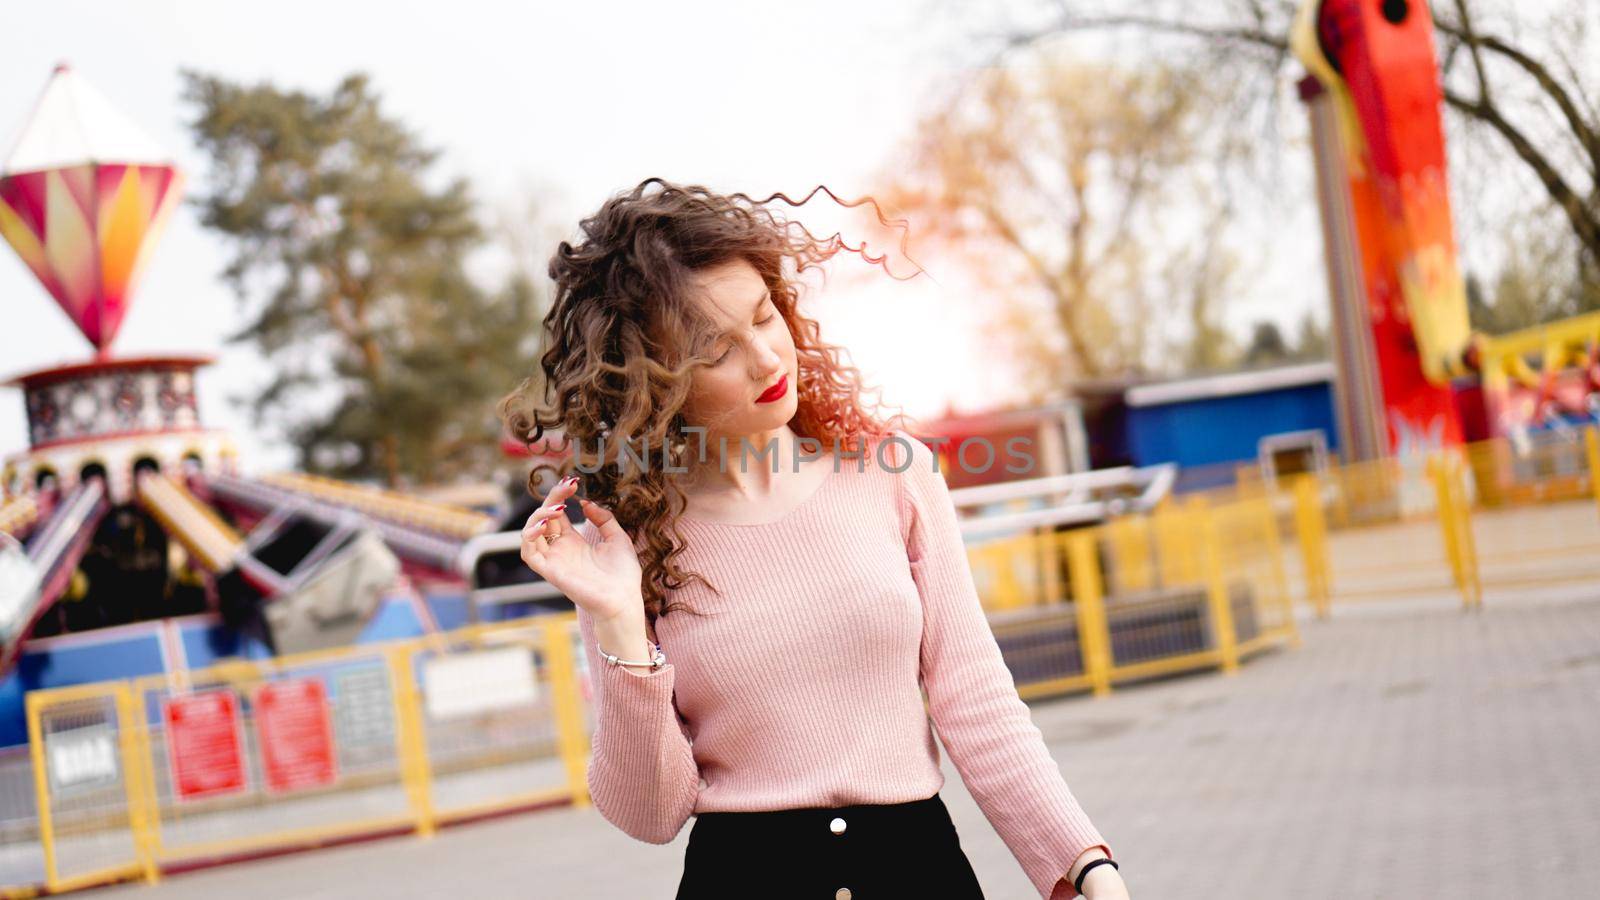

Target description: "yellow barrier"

left=25, top=682, right=147, bottom=892
left=15, top=431, right=1599, bottom=893
left=18, top=615, right=590, bottom=895
left=985, top=493, right=1301, bottom=702
left=1065, top=530, right=1112, bottom=697
left=1191, top=433, right=1600, bottom=608
left=12, top=482, right=1311, bottom=894
left=1198, top=498, right=1240, bottom=674
left=1255, top=490, right=1302, bottom=649
left=1427, top=453, right=1481, bottom=611
left=387, top=644, right=434, bottom=837
left=1291, top=475, right=1333, bottom=618
left=1105, top=515, right=1154, bottom=594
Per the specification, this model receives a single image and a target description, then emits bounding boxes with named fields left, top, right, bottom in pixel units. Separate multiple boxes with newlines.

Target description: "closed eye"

left=713, top=298, right=777, bottom=363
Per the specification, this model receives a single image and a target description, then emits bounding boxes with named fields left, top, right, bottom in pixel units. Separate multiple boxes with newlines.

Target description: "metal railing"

left=4, top=426, right=1597, bottom=894
left=9, top=617, right=590, bottom=894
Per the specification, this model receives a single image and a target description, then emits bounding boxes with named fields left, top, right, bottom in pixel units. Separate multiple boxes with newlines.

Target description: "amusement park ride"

left=1291, top=0, right=1600, bottom=502
left=0, top=64, right=559, bottom=748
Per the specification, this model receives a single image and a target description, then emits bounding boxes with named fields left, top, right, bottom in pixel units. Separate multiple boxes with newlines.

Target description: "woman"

left=501, top=178, right=1128, bottom=899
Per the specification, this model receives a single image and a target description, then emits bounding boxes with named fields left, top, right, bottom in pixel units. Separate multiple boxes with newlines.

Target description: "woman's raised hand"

left=520, top=474, right=645, bottom=623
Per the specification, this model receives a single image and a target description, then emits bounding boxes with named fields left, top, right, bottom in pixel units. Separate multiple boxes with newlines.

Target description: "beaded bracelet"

left=597, top=638, right=667, bottom=671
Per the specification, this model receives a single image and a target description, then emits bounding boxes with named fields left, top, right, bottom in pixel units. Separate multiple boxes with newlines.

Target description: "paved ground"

left=87, top=590, right=1600, bottom=900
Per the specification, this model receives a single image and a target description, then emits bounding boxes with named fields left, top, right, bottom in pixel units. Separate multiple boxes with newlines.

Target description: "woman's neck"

left=678, top=424, right=821, bottom=505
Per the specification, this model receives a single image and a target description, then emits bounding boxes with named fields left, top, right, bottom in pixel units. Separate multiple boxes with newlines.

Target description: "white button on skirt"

left=674, top=792, right=985, bottom=899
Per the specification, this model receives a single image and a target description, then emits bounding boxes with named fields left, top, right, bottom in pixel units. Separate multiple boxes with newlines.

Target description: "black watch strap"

left=1074, top=857, right=1119, bottom=893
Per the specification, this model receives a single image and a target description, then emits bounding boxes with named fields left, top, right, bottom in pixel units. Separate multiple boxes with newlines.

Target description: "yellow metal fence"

left=1218, top=429, right=1600, bottom=610
left=14, top=617, right=595, bottom=895
left=969, top=491, right=1302, bottom=701
left=6, top=427, right=1599, bottom=894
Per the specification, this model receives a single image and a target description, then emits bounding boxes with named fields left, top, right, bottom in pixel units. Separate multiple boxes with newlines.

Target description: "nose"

left=750, top=336, right=784, bottom=378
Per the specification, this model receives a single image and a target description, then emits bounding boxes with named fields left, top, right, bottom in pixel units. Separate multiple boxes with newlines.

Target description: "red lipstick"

left=756, top=374, right=788, bottom=403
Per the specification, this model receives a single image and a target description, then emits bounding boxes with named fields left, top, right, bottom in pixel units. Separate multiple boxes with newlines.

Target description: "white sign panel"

left=422, top=647, right=539, bottom=720
left=47, top=723, right=120, bottom=795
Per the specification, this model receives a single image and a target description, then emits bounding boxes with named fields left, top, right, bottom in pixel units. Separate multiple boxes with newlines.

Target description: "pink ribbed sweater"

left=575, top=430, right=1112, bottom=899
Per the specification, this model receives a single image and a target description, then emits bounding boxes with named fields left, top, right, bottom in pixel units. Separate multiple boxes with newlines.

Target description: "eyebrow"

left=742, top=287, right=771, bottom=318
left=712, top=288, right=772, bottom=343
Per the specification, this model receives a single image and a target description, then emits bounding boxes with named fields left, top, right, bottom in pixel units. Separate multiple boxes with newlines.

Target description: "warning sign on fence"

left=163, top=689, right=247, bottom=801
left=253, top=677, right=337, bottom=794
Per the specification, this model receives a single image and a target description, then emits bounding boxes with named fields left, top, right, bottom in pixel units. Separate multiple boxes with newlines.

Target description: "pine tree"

left=181, top=70, right=543, bottom=487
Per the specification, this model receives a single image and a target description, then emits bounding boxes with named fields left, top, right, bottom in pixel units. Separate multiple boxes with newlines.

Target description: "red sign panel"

left=163, top=689, right=247, bottom=801
left=253, top=678, right=337, bottom=794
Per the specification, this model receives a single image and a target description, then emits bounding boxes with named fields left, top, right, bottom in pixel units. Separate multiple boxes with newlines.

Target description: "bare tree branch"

left=999, top=12, right=1288, bottom=55
left=1450, top=0, right=1496, bottom=107
left=1445, top=88, right=1600, bottom=255
left=1437, top=16, right=1600, bottom=184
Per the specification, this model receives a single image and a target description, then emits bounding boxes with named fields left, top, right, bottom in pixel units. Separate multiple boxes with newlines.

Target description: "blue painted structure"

left=1121, top=362, right=1339, bottom=492
left=0, top=588, right=555, bottom=747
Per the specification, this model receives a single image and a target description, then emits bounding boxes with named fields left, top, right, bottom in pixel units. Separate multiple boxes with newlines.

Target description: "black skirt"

left=675, top=791, right=986, bottom=900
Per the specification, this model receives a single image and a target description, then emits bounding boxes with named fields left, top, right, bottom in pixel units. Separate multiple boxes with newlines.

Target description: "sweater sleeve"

left=890, top=431, right=1113, bottom=900
left=573, top=523, right=701, bottom=844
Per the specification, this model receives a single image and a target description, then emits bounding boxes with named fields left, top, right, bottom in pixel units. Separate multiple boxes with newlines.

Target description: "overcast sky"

left=1, top=0, right=1323, bottom=475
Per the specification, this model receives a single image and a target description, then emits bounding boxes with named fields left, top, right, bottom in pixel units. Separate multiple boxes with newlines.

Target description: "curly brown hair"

left=497, top=177, right=926, bottom=624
